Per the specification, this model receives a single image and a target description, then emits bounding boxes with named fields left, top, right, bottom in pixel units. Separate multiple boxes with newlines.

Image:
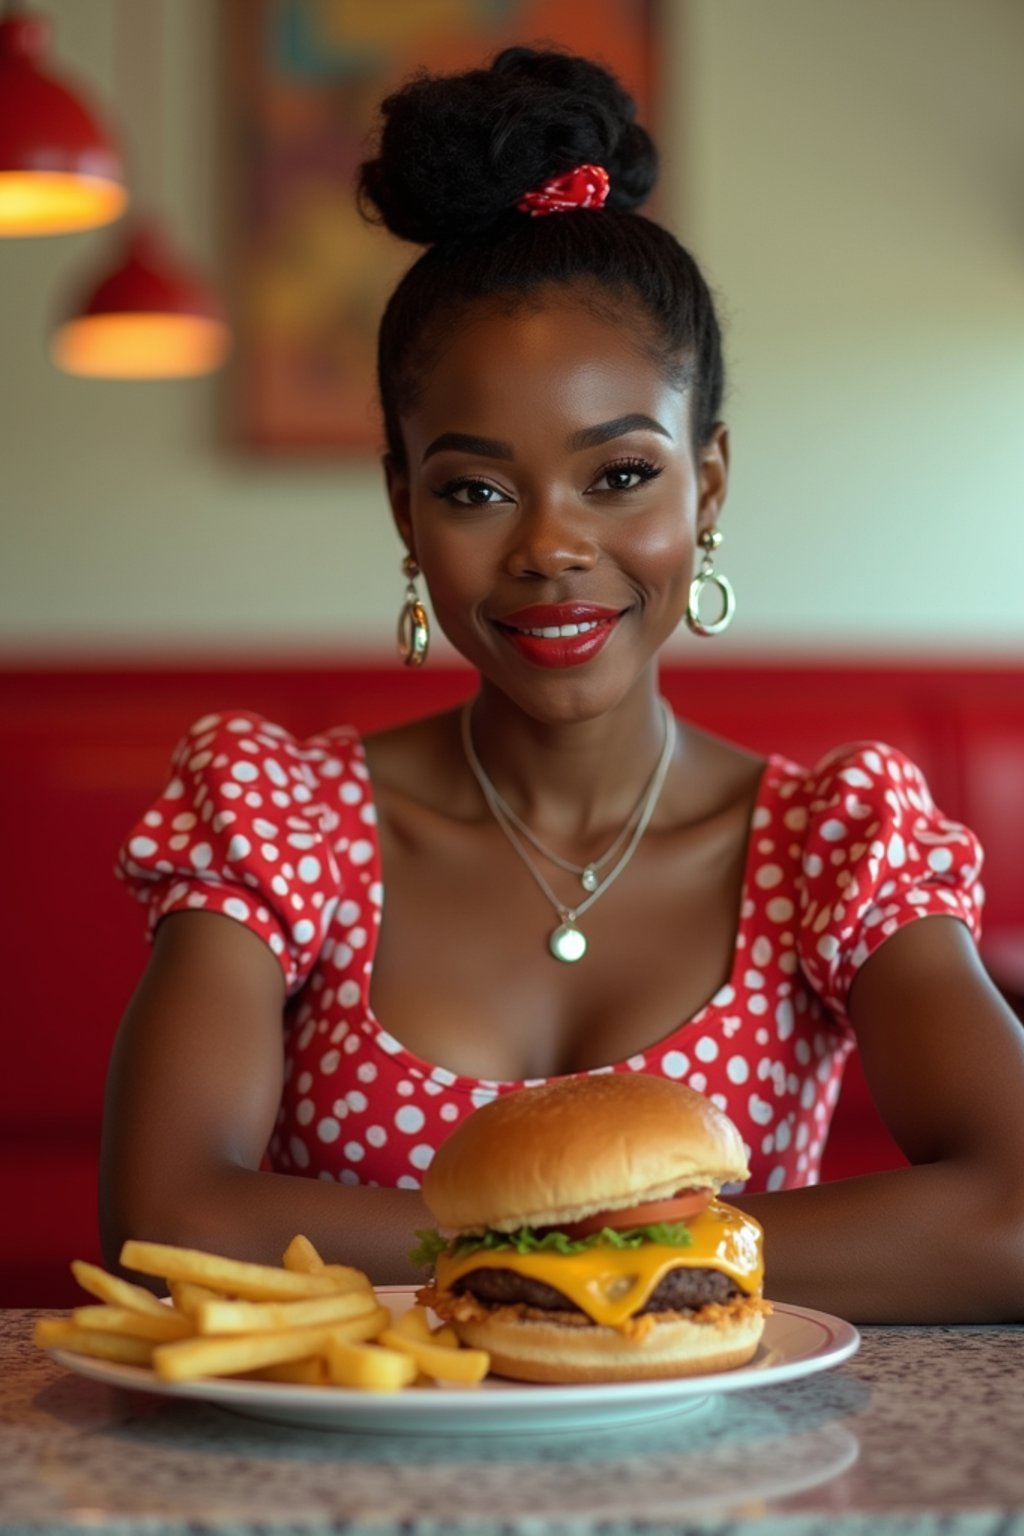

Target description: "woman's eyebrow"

left=421, top=414, right=671, bottom=464
left=422, top=431, right=513, bottom=463
left=567, top=413, right=671, bottom=451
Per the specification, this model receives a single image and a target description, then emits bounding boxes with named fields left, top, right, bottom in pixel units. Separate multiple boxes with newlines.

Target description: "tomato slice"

left=552, top=1191, right=713, bottom=1242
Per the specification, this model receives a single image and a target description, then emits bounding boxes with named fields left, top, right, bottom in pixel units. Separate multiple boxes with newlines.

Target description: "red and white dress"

left=117, top=712, right=983, bottom=1194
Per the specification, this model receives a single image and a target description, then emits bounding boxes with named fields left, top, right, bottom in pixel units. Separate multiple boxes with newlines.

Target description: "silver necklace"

left=461, top=700, right=676, bottom=963
left=469, top=745, right=652, bottom=894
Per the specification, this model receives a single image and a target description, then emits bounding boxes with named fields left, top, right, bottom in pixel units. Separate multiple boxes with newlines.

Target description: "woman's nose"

left=504, top=498, right=599, bottom=579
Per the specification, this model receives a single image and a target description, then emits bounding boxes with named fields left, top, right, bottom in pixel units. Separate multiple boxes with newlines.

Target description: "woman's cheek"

left=624, top=519, right=694, bottom=607
left=418, top=559, right=488, bottom=653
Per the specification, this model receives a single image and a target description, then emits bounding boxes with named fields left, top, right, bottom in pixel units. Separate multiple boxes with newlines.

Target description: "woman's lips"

left=492, top=604, right=624, bottom=669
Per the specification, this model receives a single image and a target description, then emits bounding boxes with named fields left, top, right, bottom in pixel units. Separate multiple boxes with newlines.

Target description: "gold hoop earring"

left=397, top=554, right=430, bottom=666
left=685, top=529, right=735, bottom=638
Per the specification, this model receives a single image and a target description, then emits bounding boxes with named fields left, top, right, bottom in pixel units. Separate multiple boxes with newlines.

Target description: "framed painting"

left=225, top=0, right=657, bottom=455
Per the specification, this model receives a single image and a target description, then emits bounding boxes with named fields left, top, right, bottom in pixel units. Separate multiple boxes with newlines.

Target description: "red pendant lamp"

left=50, top=0, right=231, bottom=379
left=52, top=219, right=231, bottom=378
left=0, top=8, right=126, bottom=237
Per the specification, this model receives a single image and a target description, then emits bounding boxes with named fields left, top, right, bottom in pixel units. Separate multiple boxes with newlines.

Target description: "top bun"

left=357, top=45, right=657, bottom=246
left=423, top=1074, right=750, bottom=1233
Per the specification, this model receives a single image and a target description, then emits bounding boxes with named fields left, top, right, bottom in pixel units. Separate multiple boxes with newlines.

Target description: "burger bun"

left=449, top=1302, right=767, bottom=1383
left=423, top=1072, right=751, bottom=1233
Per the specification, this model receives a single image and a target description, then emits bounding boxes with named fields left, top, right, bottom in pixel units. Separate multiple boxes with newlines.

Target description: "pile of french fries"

left=34, top=1234, right=489, bottom=1392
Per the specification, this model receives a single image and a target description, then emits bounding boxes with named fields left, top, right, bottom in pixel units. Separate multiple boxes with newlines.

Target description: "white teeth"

left=518, top=621, right=599, bottom=638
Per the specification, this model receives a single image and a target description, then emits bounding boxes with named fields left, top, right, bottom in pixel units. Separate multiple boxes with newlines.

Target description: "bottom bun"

left=451, top=1301, right=768, bottom=1384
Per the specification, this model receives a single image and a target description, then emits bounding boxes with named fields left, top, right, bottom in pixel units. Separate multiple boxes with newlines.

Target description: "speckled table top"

left=2, top=1309, right=1023, bottom=1536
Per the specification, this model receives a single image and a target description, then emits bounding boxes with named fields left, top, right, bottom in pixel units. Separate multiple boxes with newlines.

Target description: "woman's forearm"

left=734, top=1159, right=1024, bottom=1324
left=103, top=1163, right=434, bottom=1288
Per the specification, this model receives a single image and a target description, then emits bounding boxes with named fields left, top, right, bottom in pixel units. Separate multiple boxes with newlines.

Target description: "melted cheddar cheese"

left=434, top=1200, right=764, bottom=1330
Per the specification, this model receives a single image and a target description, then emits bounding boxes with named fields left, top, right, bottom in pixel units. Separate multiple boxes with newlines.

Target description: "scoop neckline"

left=346, top=730, right=788, bottom=1096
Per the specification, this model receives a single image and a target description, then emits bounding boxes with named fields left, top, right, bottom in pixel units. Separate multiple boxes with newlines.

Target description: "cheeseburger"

left=414, top=1074, right=770, bottom=1383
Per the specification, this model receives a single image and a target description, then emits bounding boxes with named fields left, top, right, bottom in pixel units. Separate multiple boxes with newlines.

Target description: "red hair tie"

left=516, top=163, right=610, bottom=217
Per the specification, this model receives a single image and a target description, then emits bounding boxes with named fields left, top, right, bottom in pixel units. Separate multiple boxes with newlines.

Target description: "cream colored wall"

left=1, top=0, right=1021, bottom=658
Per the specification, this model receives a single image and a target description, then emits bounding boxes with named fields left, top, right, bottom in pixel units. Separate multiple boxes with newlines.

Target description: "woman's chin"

left=475, top=658, right=661, bottom=727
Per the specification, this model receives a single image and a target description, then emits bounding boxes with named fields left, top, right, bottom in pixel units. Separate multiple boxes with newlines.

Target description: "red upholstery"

left=3, top=658, right=1021, bottom=1304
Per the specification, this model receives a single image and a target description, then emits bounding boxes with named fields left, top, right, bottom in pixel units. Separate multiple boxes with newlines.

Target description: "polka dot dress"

left=118, top=715, right=984, bottom=1194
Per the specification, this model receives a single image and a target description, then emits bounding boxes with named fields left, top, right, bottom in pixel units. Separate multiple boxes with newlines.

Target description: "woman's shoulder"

left=758, top=737, right=982, bottom=890
left=118, top=709, right=379, bottom=995
left=668, top=722, right=767, bottom=831
left=757, top=739, right=984, bottom=1020
left=763, top=738, right=963, bottom=825
left=171, top=708, right=366, bottom=766
left=155, top=709, right=374, bottom=809
left=361, top=706, right=480, bottom=822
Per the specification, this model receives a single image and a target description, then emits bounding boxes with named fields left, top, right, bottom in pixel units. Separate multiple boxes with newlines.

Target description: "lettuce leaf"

left=409, top=1228, right=452, bottom=1266
left=410, top=1221, right=693, bottom=1268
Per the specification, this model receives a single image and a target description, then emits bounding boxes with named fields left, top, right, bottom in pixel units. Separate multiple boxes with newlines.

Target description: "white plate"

left=49, top=1287, right=859, bottom=1435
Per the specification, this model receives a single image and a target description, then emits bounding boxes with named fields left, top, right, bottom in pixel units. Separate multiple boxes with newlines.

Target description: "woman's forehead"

left=403, top=292, right=689, bottom=451
left=435, top=285, right=654, bottom=365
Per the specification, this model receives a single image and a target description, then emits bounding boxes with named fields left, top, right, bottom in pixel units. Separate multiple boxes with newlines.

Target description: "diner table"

left=2, top=1309, right=1023, bottom=1535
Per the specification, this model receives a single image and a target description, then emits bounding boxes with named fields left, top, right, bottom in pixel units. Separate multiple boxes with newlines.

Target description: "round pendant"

left=580, top=865, right=599, bottom=893
left=549, top=923, right=587, bottom=963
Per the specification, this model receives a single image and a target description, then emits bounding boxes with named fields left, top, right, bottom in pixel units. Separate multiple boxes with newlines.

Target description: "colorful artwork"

left=227, top=0, right=655, bottom=454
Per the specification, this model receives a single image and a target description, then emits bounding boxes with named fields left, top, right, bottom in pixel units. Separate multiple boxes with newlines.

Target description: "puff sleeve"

left=796, top=742, right=984, bottom=1022
left=116, top=711, right=357, bottom=995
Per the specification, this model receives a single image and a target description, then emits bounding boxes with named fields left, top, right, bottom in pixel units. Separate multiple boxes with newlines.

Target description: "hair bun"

left=357, top=46, right=657, bottom=245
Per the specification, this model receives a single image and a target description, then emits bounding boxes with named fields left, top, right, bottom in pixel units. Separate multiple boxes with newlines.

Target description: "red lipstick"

left=493, top=603, right=624, bottom=669
left=497, top=603, right=621, bottom=628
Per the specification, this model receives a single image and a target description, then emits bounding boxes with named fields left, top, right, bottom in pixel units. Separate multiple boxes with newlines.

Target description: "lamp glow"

left=52, top=224, right=231, bottom=379
left=0, top=13, right=126, bottom=237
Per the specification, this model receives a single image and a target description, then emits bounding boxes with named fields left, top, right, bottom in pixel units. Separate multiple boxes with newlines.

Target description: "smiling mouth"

left=492, top=612, right=624, bottom=669
left=499, top=618, right=609, bottom=639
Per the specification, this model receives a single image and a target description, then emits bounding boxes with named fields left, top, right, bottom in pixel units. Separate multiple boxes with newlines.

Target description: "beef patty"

left=454, top=1265, right=739, bottom=1315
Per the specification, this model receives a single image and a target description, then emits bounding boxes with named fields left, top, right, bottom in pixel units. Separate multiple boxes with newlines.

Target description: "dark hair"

left=357, top=46, right=724, bottom=468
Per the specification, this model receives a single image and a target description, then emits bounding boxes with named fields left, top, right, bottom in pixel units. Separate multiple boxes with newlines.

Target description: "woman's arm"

left=733, top=916, right=1024, bottom=1322
left=99, top=911, right=431, bottom=1285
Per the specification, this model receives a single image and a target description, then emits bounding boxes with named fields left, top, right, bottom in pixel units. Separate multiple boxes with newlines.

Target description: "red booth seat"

left=3, top=658, right=1022, bottom=1305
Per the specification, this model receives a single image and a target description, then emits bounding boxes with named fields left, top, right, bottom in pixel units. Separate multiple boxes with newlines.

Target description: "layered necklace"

left=460, top=699, right=676, bottom=963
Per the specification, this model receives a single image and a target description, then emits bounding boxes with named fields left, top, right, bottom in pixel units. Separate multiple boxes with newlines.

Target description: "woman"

left=102, top=48, right=1024, bottom=1322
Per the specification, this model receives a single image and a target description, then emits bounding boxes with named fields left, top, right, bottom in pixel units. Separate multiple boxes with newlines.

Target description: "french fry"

left=120, top=1240, right=349, bottom=1301
left=327, top=1335, right=417, bottom=1391
left=70, top=1260, right=169, bottom=1318
left=168, top=1280, right=222, bottom=1318
left=243, top=1356, right=330, bottom=1386
left=391, top=1305, right=434, bottom=1341
left=152, top=1305, right=391, bottom=1382
left=71, top=1304, right=192, bottom=1342
left=320, top=1264, right=375, bottom=1290
left=35, top=1318, right=77, bottom=1346
left=391, top=1304, right=459, bottom=1349
left=279, top=1236, right=371, bottom=1293
left=331, top=1305, right=393, bottom=1342
left=40, top=1237, right=491, bottom=1394
left=35, top=1317, right=155, bottom=1367
left=194, top=1289, right=377, bottom=1336
left=153, top=1322, right=337, bottom=1381
left=281, top=1234, right=324, bottom=1273
left=378, top=1327, right=490, bottom=1385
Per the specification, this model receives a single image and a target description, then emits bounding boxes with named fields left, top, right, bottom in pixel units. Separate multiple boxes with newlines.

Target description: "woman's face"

left=386, top=285, right=729, bottom=721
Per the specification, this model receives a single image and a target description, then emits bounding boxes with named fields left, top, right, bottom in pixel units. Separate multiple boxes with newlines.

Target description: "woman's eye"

left=433, top=478, right=510, bottom=507
left=591, top=459, right=663, bottom=493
